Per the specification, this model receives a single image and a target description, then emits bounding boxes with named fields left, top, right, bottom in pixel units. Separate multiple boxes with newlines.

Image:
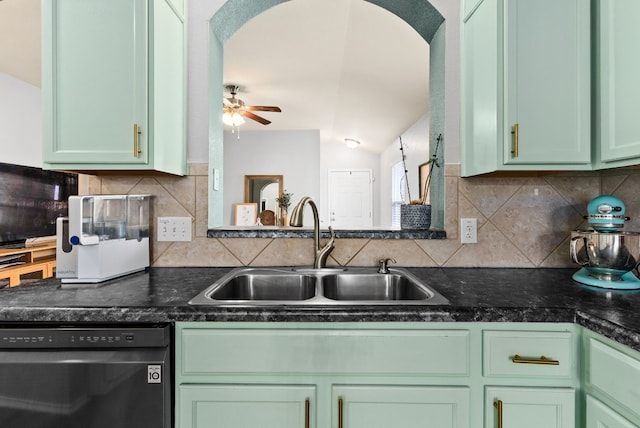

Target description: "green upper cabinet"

left=461, top=0, right=591, bottom=176
left=42, top=0, right=187, bottom=175
left=593, top=0, right=640, bottom=169
left=461, top=0, right=501, bottom=176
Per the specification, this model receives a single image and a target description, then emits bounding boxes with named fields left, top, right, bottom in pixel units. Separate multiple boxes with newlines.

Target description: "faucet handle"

left=378, top=258, right=396, bottom=274
left=327, top=226, right=336, bottom=243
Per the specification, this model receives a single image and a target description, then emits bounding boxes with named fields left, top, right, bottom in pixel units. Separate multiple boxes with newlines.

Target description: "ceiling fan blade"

left=246, top=106, right=282, bottom=112
left=241, top=111, right=271, bottom=125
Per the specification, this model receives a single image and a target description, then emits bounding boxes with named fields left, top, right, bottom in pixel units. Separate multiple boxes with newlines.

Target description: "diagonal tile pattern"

left=85, top=164, right=640, bottom=269
left=491, top=182, right=584, bottom=265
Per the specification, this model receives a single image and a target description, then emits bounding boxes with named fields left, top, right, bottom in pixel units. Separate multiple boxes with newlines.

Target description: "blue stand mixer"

left=570, top=195, right=640, bottom=289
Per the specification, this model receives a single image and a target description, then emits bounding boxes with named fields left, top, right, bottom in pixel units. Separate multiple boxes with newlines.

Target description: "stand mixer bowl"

left=570, top=230, right=640, bottom=281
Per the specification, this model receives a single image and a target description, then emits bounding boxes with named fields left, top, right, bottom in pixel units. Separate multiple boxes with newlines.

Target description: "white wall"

left=0, top=72, right=42, bottom=168
left=380, top=113, right=430, bottom=226
left=224, top=128, right=387, bottom=227
left=223, top=129, right=321, bottom=225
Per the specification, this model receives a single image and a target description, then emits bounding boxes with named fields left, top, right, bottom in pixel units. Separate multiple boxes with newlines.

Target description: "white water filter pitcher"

left=56, top=195, right=151, bottom=284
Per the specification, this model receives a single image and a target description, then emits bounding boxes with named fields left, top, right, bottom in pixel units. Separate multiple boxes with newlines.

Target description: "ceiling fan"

left=222, top=85, right=281, bottom=126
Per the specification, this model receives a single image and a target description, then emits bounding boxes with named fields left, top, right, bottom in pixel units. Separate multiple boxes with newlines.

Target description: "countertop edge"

left=0, top=305, right=636, bottom=352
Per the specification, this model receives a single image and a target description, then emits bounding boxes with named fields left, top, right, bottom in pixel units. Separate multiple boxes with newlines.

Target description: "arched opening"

left=208, top=0, right=446, bottom=231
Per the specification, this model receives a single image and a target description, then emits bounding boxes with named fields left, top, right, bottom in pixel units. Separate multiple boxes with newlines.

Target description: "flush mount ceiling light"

left=344, top=138, right=360, bottom=149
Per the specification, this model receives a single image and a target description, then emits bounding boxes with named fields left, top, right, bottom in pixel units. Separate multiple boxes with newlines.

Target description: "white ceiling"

left=0, top=0, right=430, bottom=154
left=0, top=0, right=41, bottom=87
left=223, top=0, right=430, bottom=153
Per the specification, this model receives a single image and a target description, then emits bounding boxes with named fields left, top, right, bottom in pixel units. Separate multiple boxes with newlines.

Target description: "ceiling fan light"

left=223, top=111, right=245, bottom=126
left=232, top=112, right=245, bottom=125
left=222, top=111, right=234, bottom=126
left=344, top=138, right=360, bottom=149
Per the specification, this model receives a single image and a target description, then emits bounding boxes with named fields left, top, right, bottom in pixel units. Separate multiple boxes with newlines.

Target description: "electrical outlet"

left=157, top=217, right=192, bottom=242
left=461, top=218, right=478, bottom=244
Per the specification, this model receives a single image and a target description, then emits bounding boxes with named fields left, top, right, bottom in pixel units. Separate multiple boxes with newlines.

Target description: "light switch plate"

left=213, top=168, right=220, bottom=191
left=157, top=217, right=192, bottom=242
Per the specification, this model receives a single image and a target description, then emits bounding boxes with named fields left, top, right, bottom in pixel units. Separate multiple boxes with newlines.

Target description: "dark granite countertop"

left=1, top=267, right=639, bottom=351
left=207, top=227, right=446, bottom=240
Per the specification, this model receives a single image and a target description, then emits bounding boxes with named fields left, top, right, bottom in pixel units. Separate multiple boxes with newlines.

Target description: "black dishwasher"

left=0, top=325, right=171, bottom=428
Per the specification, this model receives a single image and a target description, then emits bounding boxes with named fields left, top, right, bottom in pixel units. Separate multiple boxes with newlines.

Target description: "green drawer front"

left=589, top=337, right=640, bottom=420
left=483, top=330, right=575, bottom=378
left=180, top=328, right=470, bottom=377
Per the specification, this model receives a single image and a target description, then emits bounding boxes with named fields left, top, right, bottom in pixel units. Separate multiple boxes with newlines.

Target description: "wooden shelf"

left=0, top=243, right=57, bottom=287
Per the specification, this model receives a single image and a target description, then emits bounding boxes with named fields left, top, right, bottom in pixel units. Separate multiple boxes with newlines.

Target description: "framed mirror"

left=244, top=174, right=283, bottom=214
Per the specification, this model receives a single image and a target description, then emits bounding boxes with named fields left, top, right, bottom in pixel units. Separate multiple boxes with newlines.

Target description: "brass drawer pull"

left=494, top=400, right=503, bottom=428
left=512, top=354, right=559, bottom=365
left=133, top=123, right=142, bottom=158
left=338, top=397, right=343, bottom=428
left=305, top=399, right=310, bottom=428
left=511, top=123, right=519, bottom=157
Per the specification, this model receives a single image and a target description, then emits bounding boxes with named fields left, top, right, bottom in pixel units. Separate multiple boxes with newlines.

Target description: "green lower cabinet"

left=178, top=384, right=315, bottom=428
left=485, top=387, right=575, bottom=428
left=333, top=385, right=470, bottom=428
left=585, top=332, right=640, bottom=427
left=587, top=395, right=639, bottom=428
left=175, top=322, right=580, bottom=428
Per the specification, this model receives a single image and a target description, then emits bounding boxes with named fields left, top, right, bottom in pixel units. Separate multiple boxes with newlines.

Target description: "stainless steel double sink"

left=189, top=267, right=449, bottom=306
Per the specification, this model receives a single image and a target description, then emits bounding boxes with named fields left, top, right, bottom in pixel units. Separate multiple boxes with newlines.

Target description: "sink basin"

left=189, top=267, right=448, bottom=306
left=322, top=274, right=430, bottom=301
left=208, top=273, right=316, bottom=301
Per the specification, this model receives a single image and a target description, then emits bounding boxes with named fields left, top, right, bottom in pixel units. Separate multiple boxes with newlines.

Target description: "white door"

left=328, top=169, right=373, bottom=229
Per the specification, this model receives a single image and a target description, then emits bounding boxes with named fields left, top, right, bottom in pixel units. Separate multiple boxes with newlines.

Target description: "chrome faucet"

left=289, top=196, right=336, bottom=268
left=378, top=258, right=396, bottom=274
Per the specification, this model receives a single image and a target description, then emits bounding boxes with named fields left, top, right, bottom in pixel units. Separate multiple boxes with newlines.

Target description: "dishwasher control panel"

left=0, top=326, right=169, bottom=348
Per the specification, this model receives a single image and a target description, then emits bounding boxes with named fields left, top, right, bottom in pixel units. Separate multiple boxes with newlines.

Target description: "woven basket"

left=400, top=204, right=431, bottom=230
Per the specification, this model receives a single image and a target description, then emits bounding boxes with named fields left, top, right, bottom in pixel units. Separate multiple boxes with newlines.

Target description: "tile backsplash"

left=81, top=163, right=640, bottom=268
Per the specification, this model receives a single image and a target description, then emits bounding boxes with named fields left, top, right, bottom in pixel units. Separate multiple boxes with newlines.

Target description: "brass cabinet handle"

left=338, top=397, right=343, bottom=428
left=305, top=399, right=310, bottom=428
left=511, top=123, right=519, bottom=157
left=133, top=123, right=142, bottom=157
left=512, top=354, right=559, bottom=365
left=493, top=400, right=503, bottom=428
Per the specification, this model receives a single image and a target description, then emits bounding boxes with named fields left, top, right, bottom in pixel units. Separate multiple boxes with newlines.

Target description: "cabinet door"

left=461, top=0, right=500, bottom=176
left=588, top=337, right=640, bottom=424
left=587, top=395, right=639, bottom=428
left=485, top=387, right=574, bottom=428
left=333, top=385, right=470, bottom=428
left=178, top=384, right=315, bottom=428
left=42, top=0, right=148, bottom=165
left=596, top=0, right=640, bottom=166
left=503, top=0, right=590, bottom=166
